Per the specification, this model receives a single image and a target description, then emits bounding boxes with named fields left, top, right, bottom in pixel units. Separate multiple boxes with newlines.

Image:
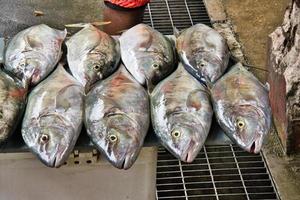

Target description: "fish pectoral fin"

left=25, top=35, right=44, bottom=49
left=55, top=84, right=83, bottom=111
left=187, top=89, right=210, bottom=110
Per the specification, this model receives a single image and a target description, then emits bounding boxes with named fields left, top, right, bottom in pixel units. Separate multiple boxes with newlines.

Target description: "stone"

left=268, top=0, right=300, bottom=154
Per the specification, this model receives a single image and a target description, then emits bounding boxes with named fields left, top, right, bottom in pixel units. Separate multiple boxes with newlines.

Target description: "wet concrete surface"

left=0, top=0, right=104, bottom=37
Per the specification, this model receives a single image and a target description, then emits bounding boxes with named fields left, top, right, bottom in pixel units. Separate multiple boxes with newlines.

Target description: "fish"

left=211, top=63, right=271, bottom=153
left=4, top=24, right=67, bottom=87
left=119, top=23, right=176, bottom=92
left=22, top=64, right=84, bottom=167
left=84, top=64, right=149, bottom=169
left=150, top=63, right=213, bottom=162
left=0, top=71, right=26, bottom=143
left=66, top=24, right=120, bottom=92
left=175, top=23, right=229, bottom=84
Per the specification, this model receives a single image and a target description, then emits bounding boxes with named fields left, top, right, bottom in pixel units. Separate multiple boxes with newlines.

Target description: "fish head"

left=82, top=56, right=107, bottom=91
left=93, top=113, right=141, bottom=170
left=139, top=55, right=172, bottom=92
left=9, top=55, right=47, bottom=86
left=163, top=113, right=205, bottom=163
left=23, top=125, right=72, bottom=168
left=190, top=52, right=224, bottom=83
left=225, top=105, right=270, bottom=154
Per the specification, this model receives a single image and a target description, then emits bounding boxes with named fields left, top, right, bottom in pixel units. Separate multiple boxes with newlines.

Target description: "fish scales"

left=84, top=64, right=149, bottom=169
left=4, top=24, right=66, bottom=87
left=211, top=63, right=271, bottom=153
left=120, top=23, right=175, bottom=92
left=0, top=71, right=26, bottom=143
left=66, top=24, right=120, bottom=92
left=176, top=23, right=229, bottom=84
left=151, top=63, right=212, bottom=162
left=22, top=64, right=84, bottom=167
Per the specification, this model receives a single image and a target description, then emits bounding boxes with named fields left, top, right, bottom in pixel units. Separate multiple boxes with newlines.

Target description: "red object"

left=105, top=0, right=150, bottom=8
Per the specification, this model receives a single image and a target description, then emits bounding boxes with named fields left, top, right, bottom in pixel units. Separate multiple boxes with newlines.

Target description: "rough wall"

left=268, top=0, right=300, bottom=154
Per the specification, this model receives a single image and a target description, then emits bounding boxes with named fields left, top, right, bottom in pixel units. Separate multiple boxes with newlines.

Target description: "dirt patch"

left=222, top=0, right=290, bottom=82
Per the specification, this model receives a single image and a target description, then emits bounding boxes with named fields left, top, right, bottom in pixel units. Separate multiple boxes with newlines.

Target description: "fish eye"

left=152, top=63, right=160, bottom=69
left=108, top=134, right=118, bottom=143
left=200, top=63, right=205, bottom=67
left=236, top=118, right=245, bottom=129
left=171, top=130, right=181, bottom=138
left=93, top=64, right=101, bottom=71
left=40, top=134, right=50, bottom=144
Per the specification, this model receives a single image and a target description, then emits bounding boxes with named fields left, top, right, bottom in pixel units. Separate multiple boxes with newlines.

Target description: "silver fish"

left=151, top=63, right=213, bottom=162
left=176, top=23, right=229, bottom=84
left=0, top=71, right=26, bottom=143
left=66, top=24, right=120, bottom=92
left=211, top=63, right=271, bottom=153
left=84, top=64, right=149, bottom=169
left=119, top=23, right=175, bottom=92
left=4, top=24, right=66, bottom=86
left=22, top=64, right=84, bottom=167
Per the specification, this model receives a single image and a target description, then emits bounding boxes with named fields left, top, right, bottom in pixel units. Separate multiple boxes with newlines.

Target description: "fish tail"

left=173, top=26, right=180, bottom=37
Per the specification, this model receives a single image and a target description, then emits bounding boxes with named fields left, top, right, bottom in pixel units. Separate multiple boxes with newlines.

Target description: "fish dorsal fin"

left=173, top=27, right=180, bottom=37
left=55, top=84, right=82, bottom=113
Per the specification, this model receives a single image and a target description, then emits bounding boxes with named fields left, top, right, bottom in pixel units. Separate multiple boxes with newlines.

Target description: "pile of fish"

left=0, top=22, right=272, bottom=169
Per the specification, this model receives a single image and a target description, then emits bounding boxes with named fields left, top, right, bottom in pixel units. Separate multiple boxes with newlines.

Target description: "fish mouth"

left=247, top=140, right=261, bottom=154
left=180, top=141, right=199, bottom=163
left=37, top=154, right=63, bottom=168
left=35, top=145, right=68, bottom=168
left=114, top=155, right=132, bottom=170
left=250, top=142, right=256, bottom=153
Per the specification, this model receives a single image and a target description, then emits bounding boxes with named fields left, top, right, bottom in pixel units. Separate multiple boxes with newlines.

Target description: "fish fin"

left=64, top=21, right=111, bottom=28
left=25, top=35, right=43, bottom=49
left=264, top=82, right=270, bottom=91
left=165, top=36, right=178, bottom=63
left=55, top=84, right=83, bottom=112
left=204, top=80, right=213, bottom=92
left=59, top=28, right=68, bottom=40
left=146, top=79, right=155, bottom=94
left=173, top=26, right=180, bottom=37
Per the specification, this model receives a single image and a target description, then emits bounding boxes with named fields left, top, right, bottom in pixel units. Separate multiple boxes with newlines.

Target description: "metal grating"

left=143, top=1, right=279, bottom=200
left=143, top=0, right=211, bottom=35
left=156, top=145, right=279, bottom=200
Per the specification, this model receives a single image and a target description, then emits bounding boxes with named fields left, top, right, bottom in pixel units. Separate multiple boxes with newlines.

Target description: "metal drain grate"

left=143, top=1, right=279, bottom=200
left=143, top=0, right=211, bottom=35
left=156, top=145, right=279, bottom=200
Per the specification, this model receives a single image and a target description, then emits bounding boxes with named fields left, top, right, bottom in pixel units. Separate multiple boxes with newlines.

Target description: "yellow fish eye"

left=152, top=63, right=159, bottom=69
left=171, top=130, right=181, bottom=138
left=236, top=118, right=245, bottom=129
left=40, top=134, right=50, bottom=144
left=108, top=134, right=118, bottom=143
left=93, top=64, right=101, bottom=71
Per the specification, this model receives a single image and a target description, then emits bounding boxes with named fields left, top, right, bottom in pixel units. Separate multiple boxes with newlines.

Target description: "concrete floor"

left=223, top=0, right=289, bottom=82
left=222, top=0, right=300, bottom=199
left=0, top=0, right=104, bottom=37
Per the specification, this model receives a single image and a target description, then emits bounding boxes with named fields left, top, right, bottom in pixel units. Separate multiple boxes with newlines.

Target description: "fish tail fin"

left=173, top=26, right=180, bottom=37
left=146, top=79, right=155, bottom=94
left=20, top=77, right=30, bottom=91
left=64, top=21, right=111, bottom=28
